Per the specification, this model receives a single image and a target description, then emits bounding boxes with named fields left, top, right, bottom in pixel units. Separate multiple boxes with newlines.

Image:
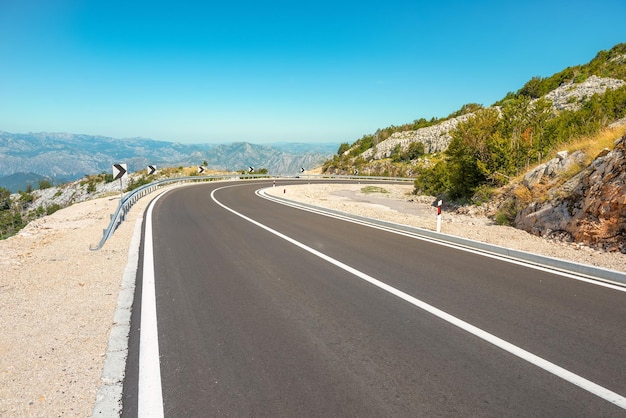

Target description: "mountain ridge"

left=0, top=132, right=337, bottom=192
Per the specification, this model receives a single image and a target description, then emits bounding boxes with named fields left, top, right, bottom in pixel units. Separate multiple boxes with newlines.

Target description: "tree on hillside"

left=337, top=142, right=350, bottom=155
left=0, top=187, right=10, bottom=210
left=445, top=108, right=501, bottom=199
left=499, top=96, right=553, bottom=169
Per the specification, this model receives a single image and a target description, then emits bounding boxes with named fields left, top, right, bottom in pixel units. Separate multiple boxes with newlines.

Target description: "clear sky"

left=1, top=0, right=625, bottom=144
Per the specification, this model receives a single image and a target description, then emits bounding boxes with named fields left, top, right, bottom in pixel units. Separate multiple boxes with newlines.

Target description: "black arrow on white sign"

left=113, top=164, right=127, bottom=180
left=198, top=166, right=205, bottom=174
left=147, top=165, right=156, bottom=175
left=248, top=166, right=254, bottom=173
left=300, top=167, right=305, bottom=173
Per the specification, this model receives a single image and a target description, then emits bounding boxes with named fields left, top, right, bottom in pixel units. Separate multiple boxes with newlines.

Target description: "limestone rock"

left=522, top=150, right=585, bottom=189
left=516, top=135, right=626, bottom=252
left=543, top=75, right=625, bottom=111
left=360, top=113, right=474, bottom=160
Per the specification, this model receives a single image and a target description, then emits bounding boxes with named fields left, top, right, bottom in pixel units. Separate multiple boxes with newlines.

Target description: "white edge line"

left=212, top=185, right=626, bottom=410
left=258, top=188, right=626, bottom=293
left=138, top=192, right=166, bottom=418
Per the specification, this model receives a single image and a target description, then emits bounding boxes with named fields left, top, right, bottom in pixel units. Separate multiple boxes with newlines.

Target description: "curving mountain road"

left=122, top=181, right=626, bottom=417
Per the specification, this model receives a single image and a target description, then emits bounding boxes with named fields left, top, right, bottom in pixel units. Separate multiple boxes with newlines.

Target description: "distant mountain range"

left=0, top=131, right=338, bottom=192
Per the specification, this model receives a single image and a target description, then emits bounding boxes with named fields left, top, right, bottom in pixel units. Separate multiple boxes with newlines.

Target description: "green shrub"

left=495, top=211, right=512, bottom=226
left=471, top=185, right=495, bottom=206
left=46, top=204, right=61, bottom=215
left=361, top=186, right=388, bottom=194
left=126, top=175, right=152, bottom=192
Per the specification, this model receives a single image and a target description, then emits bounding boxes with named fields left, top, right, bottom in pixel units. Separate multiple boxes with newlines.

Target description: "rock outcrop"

left=515, top=134, right=626, bottom=252
left=521, top=150, right=586, bottom=189
left=359, top=113, right=474, bottom=160
left=543, top=75, right=625, bottom=111
left=357, top=77, right=624, bottom=163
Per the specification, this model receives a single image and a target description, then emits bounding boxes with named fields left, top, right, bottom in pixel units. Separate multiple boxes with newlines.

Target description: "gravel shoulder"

left=0, top=191, right=158, bottom=417
left=266, top=182, right=626, bottom=273
left=0, top=181, right=624, bottom=416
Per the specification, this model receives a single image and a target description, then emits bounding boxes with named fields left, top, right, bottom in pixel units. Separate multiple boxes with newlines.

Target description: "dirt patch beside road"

left=266, top=182, right=625, bottom=272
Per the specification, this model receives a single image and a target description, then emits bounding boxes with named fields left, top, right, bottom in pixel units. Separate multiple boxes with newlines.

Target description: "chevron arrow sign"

left=112, top=163, right=128, bottom=180
left=147, top=165, right=156, bottom=175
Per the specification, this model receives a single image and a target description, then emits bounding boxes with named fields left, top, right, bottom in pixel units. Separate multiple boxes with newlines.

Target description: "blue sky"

left=1, top=0, right=624, bottom=144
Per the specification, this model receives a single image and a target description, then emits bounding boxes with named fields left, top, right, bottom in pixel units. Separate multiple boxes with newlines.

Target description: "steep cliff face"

left=515, top=135, right=626, bottom=252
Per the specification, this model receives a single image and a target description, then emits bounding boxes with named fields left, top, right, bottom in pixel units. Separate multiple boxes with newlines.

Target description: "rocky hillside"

left=322, top=43, right=626, bottom=252
left=359, top=113, right=474, bottom=159
left=355, top=75, right=625, bottom=163
left=0, top=167, right=223, bottom=239
left=515, top=133, right=626, bottom=253
left=544, top=75, right=625, bottom=111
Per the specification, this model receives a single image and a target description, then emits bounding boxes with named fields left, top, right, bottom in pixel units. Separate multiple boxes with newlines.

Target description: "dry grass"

left=157, top=166, right=233, bottom=177
left=495, top=123, right=626, bottom=220
left=513, top=123, right=626, bottom=186
left=567, top=123, right=626, bottom=165
left=513, top=185, right=533, bottom=205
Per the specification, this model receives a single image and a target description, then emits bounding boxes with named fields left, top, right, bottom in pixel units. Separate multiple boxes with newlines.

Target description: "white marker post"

left=436, top=200, right=442, bottom=233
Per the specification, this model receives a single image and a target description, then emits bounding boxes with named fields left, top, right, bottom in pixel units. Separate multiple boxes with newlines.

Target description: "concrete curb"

left=92, top=215, right=144, bottom=416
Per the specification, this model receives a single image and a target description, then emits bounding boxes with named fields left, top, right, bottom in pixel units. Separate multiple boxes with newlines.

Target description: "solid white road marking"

left=212, top=185, right=626, bottom=410
left=138, top=192, right=166, bottom=418
left=258, top=188, right=626, bottom=293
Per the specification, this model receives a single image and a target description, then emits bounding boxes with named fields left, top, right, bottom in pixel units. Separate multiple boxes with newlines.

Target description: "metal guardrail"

left=89, top=174, right=416, bottom=250
left=90, top=174, right=237, bottom=250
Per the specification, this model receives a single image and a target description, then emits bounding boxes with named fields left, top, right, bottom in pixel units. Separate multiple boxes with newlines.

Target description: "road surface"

left=122, top=181, right=626, bottom=417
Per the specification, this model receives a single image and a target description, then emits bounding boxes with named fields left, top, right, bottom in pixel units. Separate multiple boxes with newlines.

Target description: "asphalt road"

left=123, top=180, right=626, bottom=417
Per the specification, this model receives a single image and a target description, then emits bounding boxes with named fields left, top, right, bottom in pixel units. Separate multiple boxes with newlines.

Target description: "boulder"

left=522, top=150, right=585, bottom=189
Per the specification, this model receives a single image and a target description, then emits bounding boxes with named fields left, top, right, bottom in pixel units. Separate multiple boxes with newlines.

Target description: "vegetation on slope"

left=323, top=43, right=626, bottom=205
left=416, top=85, right=626, bottom=200
left=502, top=42, right=626, bottom=101
left=491, top=123, right=626, bottom=226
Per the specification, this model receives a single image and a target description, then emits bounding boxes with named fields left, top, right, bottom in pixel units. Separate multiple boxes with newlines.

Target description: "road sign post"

left=112, top=163, right=128, bottom=200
